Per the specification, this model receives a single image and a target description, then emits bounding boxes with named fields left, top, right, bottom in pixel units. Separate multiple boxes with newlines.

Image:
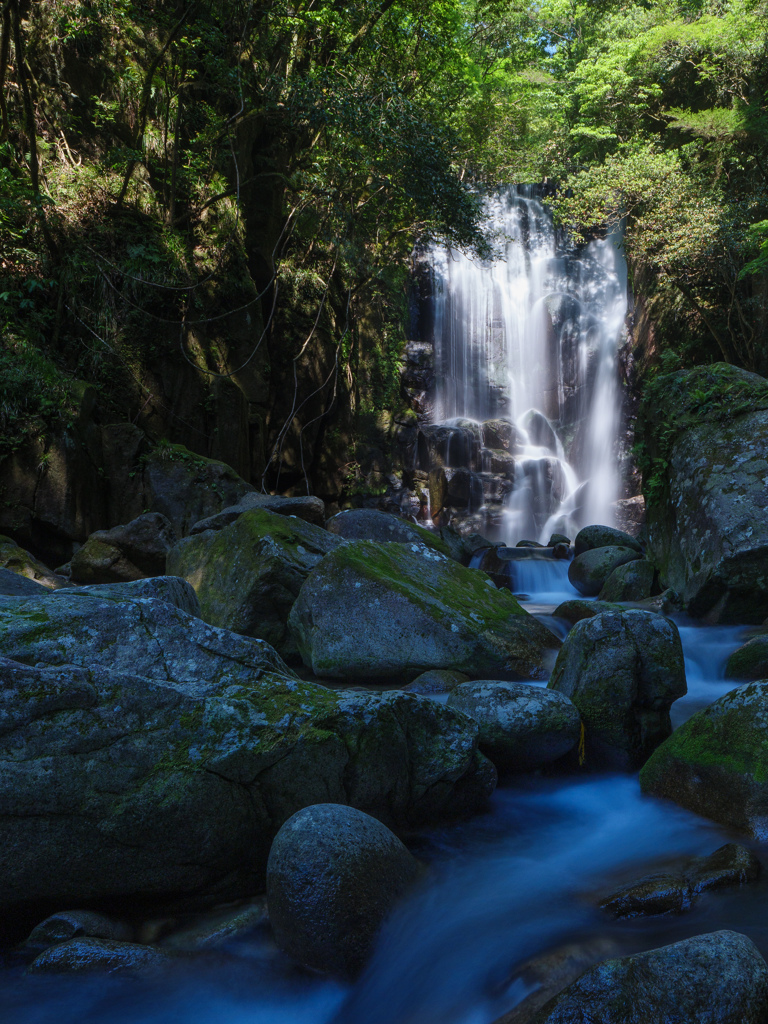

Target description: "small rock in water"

left=25, top=909, right=133, bottom=952
left=547, top=533, right=570, bottom=548
left=402, top=669, right=469, bottom=695
left=266, top=803, right=421, bottom=976
left=551, top=542, right=570, bottom=561
left=447, top=681, right=581, bottom=773
left=26, top=937, right=178, bottom=975
left=568, top=545, right=642, bottom=597
left=530, top=930, right=768, bottom=1024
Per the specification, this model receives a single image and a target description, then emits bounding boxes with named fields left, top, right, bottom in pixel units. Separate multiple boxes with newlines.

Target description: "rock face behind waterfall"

left=288, top=541, right=561, bottom=682
left=638, top=363, right=768, bottom=623
left=548, top=609, right=686, bottom=770
left=0, top=588, right=494, bottom=914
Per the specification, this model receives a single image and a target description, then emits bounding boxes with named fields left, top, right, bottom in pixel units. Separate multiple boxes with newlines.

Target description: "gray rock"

left=159, top=898, right=268, bottom=950
left=549, top=610, right=686, bottom=770
left=70, top=513, right=177, bottom=584
left=481, top=419, right=524, bottom=453
left=143, top=444, right=255, bottom=537
left=288, top=541, right=561, bottom=682
left=567, top=545, right=642, bottom=597
left=0, top=592, right=495, bottom=913
left=552, top=599, right=623, bottom=625
left=639, top=364, right=768, bottom=623
left=598, top=844, right=761, bottom=920
left=26, top=910, right=133, bottom=952
left=0, top=535, right=70, bottom=590
left=67, top=576, right=202, bottom=617
left=167, top=508, right=343, bottom=657
left=598, top=558, right=655, bottom=602
left=447, top=681, right=581, bottom=772
left=640, top=681, right=768, bottom=836
left=531, top=931, right=768, bottom=1024
left=267, top=804, right=421, bottom=975
left=0, top=567, right=48, bottom=597
left=27, top=937, right=177, bottom=975
left=326, top=509, right=454, bottom=557
left=402, top=669, right=469, bottom=695
left=189, top=492, right=327, bottom=534
left=573, top=525, right=643, bottom=557
left=725, top=635, right=768, bottom=680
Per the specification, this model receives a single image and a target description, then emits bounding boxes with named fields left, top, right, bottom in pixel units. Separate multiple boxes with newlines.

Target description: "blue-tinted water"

left=3, top=576, right=759, bottom=1024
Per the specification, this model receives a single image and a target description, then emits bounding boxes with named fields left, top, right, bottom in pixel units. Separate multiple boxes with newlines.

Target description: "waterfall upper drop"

left=417, top=186, right=628, bottom=544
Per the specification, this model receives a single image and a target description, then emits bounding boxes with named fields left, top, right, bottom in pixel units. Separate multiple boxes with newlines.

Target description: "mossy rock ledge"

left=640, top=681, right=768, bottom=837
left=167, top=508, right=344, bottom=658
left=638, top=363, right=768, bottom=623
left=548, top=609, right=686, bottom=770
left=288, top=541, right=561, bottom=682
left=0, top=589, right=495, bottom=915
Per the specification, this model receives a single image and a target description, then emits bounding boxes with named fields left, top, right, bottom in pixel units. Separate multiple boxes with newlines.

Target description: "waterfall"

left=424, top=186, right=627, bottom=544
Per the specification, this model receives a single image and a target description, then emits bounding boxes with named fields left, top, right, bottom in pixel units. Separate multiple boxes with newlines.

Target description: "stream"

left=3, top=568, right=760, bottom=1024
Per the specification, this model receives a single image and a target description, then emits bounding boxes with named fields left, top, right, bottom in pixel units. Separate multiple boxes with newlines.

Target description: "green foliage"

left=0, top=339, right=79, bottom=455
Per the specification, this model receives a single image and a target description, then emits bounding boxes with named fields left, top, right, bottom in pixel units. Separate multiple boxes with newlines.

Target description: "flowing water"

left=3, top=191, right=757, bottom=1023
left=4, top=581, right=758, bottom=1024
left=428, top=186, right=627, bottom=543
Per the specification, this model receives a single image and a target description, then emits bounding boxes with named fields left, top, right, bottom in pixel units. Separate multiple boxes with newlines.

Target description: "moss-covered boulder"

left=446, top=681, right=581, bottom=772
left=567, top=545, right=641, bottom=597
left=637, top=364, right=768, bottom=623
left=167, top=508, right=343, bottom=657
left=639, top=681, right=768, bottom=836
left=598, top=558, right=655, bottom=602
left=143, top=444, right=255, bottom=537
left=69, top=513, right=177, bottom=584
left=725, top=636, right=768, bottom=680
left=0, top=534, right=69, bottom=590
left=549, top=610, right=686, bottom=770
left=288, top=542, right=561, bottom=682
left=326, top=509, right=453, bottom=557
left=552, top=599, right=624, bottom=625
left=574, top=525, right=642, bottom=557
left=532, top=931, right=768, bottom=1024
left=0, top=590, right=495, bottom=914
left=189, top=493, right=326, bottom=534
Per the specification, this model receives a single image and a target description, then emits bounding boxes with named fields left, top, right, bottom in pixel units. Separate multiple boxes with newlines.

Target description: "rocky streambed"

left=4, top=363, right=768, bottom=1024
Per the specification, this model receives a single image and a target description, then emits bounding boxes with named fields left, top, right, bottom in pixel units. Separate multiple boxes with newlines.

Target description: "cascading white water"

left=429, top=186, right=627, bottom=543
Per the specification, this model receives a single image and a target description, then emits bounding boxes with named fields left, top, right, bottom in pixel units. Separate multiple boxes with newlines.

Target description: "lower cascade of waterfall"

left=415, top=185, right=628, bottom=544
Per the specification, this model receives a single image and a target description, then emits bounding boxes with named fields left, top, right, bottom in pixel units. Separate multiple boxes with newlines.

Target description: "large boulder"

left=639, top=681, right=768, bottom=836
left=326, top=509, right=453, bottom=558
left=548, top=610, right=686, bottom=770
left=189, top=492, right=326, bottom=534
left=446, top=681, right=581, bottom=772
left=69, top=513, right=177, bottom=584
left=0, top=591, right=495, bottom=914
left=73, top=576, right=202, bottom=617
left=725, top=636, right=768, bottom=680
left=567, top=545, right=641, bottom=597
left=637, top=364, right=768, bottom=623
left=573, top=524, right=642, bottom=557
left=531, top=931, right=768, bottom=1024
left=142, top=444, right=255, bottom=537
left=266, top=804, right=421, bottom=976
left=598, top=558, right=655, bottom=602
left=0, top=534, right=70, bottom=590
left=288, top=542, right=561, bottom=682
left=167, top=508, right=343, bottom=657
